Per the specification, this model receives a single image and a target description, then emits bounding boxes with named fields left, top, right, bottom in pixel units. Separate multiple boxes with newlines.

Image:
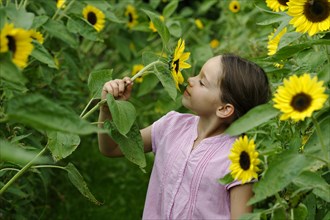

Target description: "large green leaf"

left=46, top=131, right=81, bottom=162
left=293, top=171, right=330, bottom=202
left=43, top=19, right=78, bottom=48
left=6, top=94, right=102, bottom=135
left=0, top=53, right=27, bottom=86
left=162, top=0, right=178, bottom=18
left=87, top=69, right=113, bottom=98
left=30, top=42, right=57, bottom=69
left=106, top=94, right=136, bottom=136
left=249, top=150, right=312, bottom=205
left=67, top=15, right=101, bottom=41
left=0, top=139, right=50, bottom=165
left=104, top=120, right=146, bottom=170
left=153, top=64, right=177, bottom=100
left=142, top=9, right=170, bottom=49
left=225, top=103, right=279, bottom=136
left=65, top=163, right=101, bottom=205
left=6, top=5, right=34, bottom=29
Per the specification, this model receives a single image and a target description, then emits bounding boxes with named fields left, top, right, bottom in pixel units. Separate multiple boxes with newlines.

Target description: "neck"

left=196, top=115, right=227, bottom=140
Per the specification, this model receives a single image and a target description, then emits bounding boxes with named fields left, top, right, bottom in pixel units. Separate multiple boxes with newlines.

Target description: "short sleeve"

left=225, top=178, right=257, bottom=190
left=151, top=111, right=178, bottom=154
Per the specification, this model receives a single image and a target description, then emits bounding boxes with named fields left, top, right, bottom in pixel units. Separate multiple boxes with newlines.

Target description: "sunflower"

left=266, top=0, right=289, bottom=12
left=149, top=15, right=164, bottom=32
left=56, top=0, right=66, bottom=9
left=287, top=0, right=330, bottom=36
left=229, top=0, right=240, bottom=13
left=132, top=64, right=144, bottom=83
left=273, top=73, right=328, bottom=121
left=29, top=29, right=44, bottom=44
left=210, top=39, right=220, bottom=48
left=169, top=38, right=191, bottom=90
left=82, top=5, right=105, bottom=32
left=125, top=4, right=138, bottom=29
left=194, top=19, right=204, bottom=29
left=0, top=23, right=33, bottom=68
left=229, top=136, right=260, bottom=184
left=267, top=27, right=287, bottom=56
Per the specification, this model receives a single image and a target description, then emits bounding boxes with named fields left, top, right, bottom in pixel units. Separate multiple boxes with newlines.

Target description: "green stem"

left=31, top=165, right=66, bottom=170
left=131, top=60, right=163, bottom=81
left=80, top=98, right=95, bottom=117
left=54, top=0, right=75, bottom=21
left=311, top=116, right=329, bottom=167
left=0, top=147, right=47, bottom=195
left=0, top=167, right=20, bottom=173
left=81, top=99, right=106, bottom=120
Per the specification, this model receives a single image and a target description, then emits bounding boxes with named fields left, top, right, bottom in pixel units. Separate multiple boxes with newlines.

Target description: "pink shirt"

left=143, top=111, right=241, bottom=219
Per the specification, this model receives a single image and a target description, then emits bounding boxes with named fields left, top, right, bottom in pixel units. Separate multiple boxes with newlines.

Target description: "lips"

left=184, top=89, right=191, bottom=96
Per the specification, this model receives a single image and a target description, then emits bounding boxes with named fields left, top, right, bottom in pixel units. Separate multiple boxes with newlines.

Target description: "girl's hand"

left=102, top=77, right=133, bottom=101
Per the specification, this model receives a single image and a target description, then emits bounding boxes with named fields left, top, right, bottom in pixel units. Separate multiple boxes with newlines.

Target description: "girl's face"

left=182, top=56, right=224, bottom=116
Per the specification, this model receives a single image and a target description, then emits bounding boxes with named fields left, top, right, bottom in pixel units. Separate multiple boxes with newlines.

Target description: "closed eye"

left=199, top=80, right=205, bottom=86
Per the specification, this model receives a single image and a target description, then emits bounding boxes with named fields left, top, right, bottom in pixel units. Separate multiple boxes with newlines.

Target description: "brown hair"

left=219, top=54, right=271, bottom=120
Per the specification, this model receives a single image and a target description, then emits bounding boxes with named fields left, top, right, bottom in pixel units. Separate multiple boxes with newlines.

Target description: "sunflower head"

left=229, top=0, right=240, bottom=13
left=287, top=0, right=330, bottom=36
left=0, top=23, right=34, bottom=68
left=169, top=38, right=191, bottom=90
left=56, top=0, right=66, bottom=9
left=267, top=27, right=287, bottom=56
left=30, top=29, right=44, bottom=44
left=273, top=73, right=328, bottom=121
left=229, top=136, right=260, bottom=184
left=125, top=4, right=138, bottom=29
left=266, top=0, right=289, bottom=12
left=132, top=64, right=145, bottom=83
left=194, top=19, right=204, bottom=29
left=82, top=5, right=105, bottom=32
left=209, top=39, right=220, bottom=49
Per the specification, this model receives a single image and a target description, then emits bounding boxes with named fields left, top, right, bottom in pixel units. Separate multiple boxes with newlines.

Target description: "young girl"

left=98, top=54, right=270, bottom=219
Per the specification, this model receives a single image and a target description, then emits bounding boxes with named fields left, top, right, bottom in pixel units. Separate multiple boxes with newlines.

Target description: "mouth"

left=184, top=89, right=190, bottom=96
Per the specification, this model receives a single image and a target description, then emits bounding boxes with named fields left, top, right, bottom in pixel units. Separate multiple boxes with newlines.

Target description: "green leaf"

left=218, top=172, right=234, bottom=185
left=142, top=9, right=170, bottom=49
left=272, top=207, right=287, bottom=220
left=104, top=120, right=146, bottom=170
left=67, top=15, right=100, bottom=41
left=239, top=212, right=263, bottom=220
left=65, top=163, right=101, bottom=205
left=0, top=139, right=51, bottom=165
left=293, top=171, right=330, bottom=202
left=0, top=8, right=7, bottom=29
left=167, top=21, right=182, bottom=38
left=6, top=94, right=102, bottom=135
left=30, top=42, right=57, bottom=69
left=87, top=69, right=113, bottom=98
left=162, top=0, right=178, bottom=18
left=293, top=204, right=308, bottom=220
left=43, top=19, right=78, bottom=48
left=225, top=103, right=279, bottom=136
left=31, top=15, right=48, bottom=29
left=137, top=74, right=159, bottom=97
left=153, top=64, right=177, bottom=100
left=46, top=131, right=81, bottom=162
left=106, top=94, right=136, bottom=136
left=6, top=5, right=34, bottom=29
left=0, top=53, right=27, bottom=86
left=249, top=151, right=312, bottom=205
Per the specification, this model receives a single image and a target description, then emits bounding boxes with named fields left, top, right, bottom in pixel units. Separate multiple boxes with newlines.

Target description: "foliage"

left=0, top=0, right=329, bottom=219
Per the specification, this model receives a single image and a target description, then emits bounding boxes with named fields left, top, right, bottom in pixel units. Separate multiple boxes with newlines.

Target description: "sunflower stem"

left=55, top=0, right=76, bottom=21
left=81, top=99, right=106, bottom=120
left=0, top=147, right=47, bottom=195
left=131, top=60, right=163, bottom=81
left=311, top=116, right=329, bottom=168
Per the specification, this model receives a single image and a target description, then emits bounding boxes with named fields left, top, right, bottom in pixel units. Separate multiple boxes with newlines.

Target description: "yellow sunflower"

left=125, top=4, right=138, bottom=29
left=194, top=19, right=204, bottom=29
left=0, top=23, right=33, bottom=68
left=266, top=0, right=289, bottom=12
left=170, top=38, right=191, bottom=90
left=229, top=136, right=260, bottom=184
left=149, top=15, right=165, bottom=32
left=132, top=64, right=145, bottom=83
left=209, top=39, right=220, bottom=48
left=29, top=29, right=44, bottom=44
left=267, top=27, right=287, bottom=56
left=56, top=0, right=66, bottom=9
left=287, top=0, right=330, bottom=36
left=273, top=73, right=328, bottom=121
left=229, top=0, right=240, bottom=13
left=82, top=5, right=105, bottom=32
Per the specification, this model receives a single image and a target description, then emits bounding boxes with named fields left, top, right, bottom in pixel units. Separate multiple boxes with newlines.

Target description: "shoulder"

left=153, top=111, right=197, bottom=131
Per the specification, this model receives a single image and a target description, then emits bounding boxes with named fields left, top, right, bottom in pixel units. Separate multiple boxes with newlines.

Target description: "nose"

left=187, top=77, right=194, bottom=86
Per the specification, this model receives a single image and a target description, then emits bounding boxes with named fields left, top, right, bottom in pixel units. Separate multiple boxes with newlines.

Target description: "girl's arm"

left=98, top=77, right=152, bottom=157
left=229, top=183, right=253, bottom=219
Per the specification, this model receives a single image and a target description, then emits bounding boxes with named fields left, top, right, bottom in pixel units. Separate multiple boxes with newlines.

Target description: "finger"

left=117, top=80, right=126, bottom=96
left=111, top=81, right=120, bottom=97
left=123, top=77, right=132, bottom=85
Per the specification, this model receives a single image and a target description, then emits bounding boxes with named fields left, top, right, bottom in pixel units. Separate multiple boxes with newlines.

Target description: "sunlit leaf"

left=153, top=64, right=177, bottom=100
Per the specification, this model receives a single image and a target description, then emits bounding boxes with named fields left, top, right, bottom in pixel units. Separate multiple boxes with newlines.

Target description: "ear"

left=216, top=104, right=235, bottom=118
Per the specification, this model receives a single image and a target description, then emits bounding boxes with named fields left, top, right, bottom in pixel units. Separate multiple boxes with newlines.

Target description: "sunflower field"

left=0, top=0, right=329, bottom=219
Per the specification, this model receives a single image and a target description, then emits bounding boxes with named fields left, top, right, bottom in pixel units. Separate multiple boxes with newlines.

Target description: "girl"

left=98, top=54, right=270, bottom=219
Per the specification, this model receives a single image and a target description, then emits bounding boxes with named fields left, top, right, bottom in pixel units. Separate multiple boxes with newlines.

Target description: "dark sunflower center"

left=239, top=151, right=251, bottom=170
left=6, top=36, right=16, bottom=53
left=278, top=0, right=289, bottom=6
left=173, top=59, right=179, bottom=73
left=290, top=93, right=312, bottom=112
left=87, top=12, right=97, bottom=25
left=304, top=0, right=330, bottom=22
left=234, top=5, right=238, bottom=9
left=128, top=13, right=133, bottom=22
